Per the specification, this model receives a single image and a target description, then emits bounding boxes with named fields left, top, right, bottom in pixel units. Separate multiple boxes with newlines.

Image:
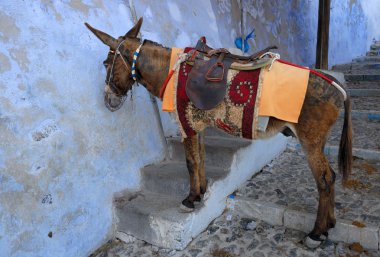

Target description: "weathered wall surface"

left=0, top=1, right=166, bottom=257
left=220, top=0, right=379, bottom=68
left=329, top=0, right=368, bottom=65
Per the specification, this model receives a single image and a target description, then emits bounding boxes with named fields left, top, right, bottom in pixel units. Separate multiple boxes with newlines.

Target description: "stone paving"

left=90, top=212, right=380, bottom=257
left=329, top=117, right=380, bottom=150
left=239, top=148, right=380, bottom=228
left=91, top=217, right=380, bottom=257
left=348, top=81, right=380, bottom=89
left=351, top=96, right=380, bottom=111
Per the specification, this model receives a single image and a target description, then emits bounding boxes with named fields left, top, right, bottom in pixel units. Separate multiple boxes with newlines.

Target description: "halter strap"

left=106, top=40, right=126, bottom=88
left=131, top=41, right=144, bottom=81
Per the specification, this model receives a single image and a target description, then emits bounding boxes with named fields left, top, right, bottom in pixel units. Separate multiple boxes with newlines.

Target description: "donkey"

left=85, top=18, right=352, bottom=248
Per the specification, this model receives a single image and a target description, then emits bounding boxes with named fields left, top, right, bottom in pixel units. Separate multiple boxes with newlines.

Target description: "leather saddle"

left=186, top=37, right=277, bottom=110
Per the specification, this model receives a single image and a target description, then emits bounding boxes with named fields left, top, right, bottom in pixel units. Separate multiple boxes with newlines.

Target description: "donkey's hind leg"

left=181, top=134, right=202, bottom=212
left=296, top=104, right=339, bottom=248
left=302, top=145, right=337, bottom=247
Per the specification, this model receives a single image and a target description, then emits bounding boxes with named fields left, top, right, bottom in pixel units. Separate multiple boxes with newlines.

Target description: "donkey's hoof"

left=179, top=203, right=194, bottom=213
left=194, top=195, right=202, bottom=203
left=194, top=200, right=201, bottom=206
left=303, top=234, right=326, bottom=249
left=179, top=198, right=195, bottom=213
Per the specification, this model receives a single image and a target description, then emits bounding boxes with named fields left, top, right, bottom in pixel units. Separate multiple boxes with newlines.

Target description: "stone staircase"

left=331, top=39, right=380, bottom=160
left=333, top=40, right=380, bottom=82
left=113, top=128, right=288, bottom=250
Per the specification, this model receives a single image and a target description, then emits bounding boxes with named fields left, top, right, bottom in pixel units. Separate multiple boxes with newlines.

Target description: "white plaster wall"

left=361, top=0, right=380, bottom=45
left=234, top=0, right=379, bottom=67
left=0, top=1, right=165, bottom=257
left=329, top=0, right=380, bottom=65
left=329, top=0, right=368, bottom=65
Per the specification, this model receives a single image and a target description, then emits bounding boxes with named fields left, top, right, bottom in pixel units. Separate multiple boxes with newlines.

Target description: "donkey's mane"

left=144, top=39, right=170, bottom=50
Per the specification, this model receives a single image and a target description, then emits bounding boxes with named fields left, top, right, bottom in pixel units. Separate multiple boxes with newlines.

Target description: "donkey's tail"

left=338, top=96, right=353, bottom=184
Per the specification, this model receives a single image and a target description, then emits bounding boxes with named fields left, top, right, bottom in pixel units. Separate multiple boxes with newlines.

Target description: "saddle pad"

left=258, top=61, right=309, bottom=123
left=162, top=47, right=184, bottom=112
left=174, top=48, right=261, bottom=139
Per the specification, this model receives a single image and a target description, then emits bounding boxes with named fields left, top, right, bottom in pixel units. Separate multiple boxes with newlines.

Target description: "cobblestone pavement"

left=239, top=149, right=380, bottom=227
left=347, top=81, right=379, bottom=89
left=351, top=96, right=380, bottom=111
left=329, top=118, right=380, bottom=150
left=91, top=213, right=379, bottom=257
left=91, top=148, right=380, bottom=257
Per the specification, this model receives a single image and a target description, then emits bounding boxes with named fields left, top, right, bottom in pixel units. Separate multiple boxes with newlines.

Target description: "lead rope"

left=159, top=52, right=188, bottom=100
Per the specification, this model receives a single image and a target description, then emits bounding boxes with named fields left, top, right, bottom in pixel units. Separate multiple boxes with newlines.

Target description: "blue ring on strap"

left=131, top=42, right=144, bottom=81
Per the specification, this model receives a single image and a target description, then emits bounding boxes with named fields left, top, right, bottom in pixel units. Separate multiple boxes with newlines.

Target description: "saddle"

left=186, top=37, right=277, bottom=110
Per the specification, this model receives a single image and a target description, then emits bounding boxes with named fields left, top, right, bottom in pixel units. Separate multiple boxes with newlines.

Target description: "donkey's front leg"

left=181, top=134, right=201, bottom=212
left=198, top=131, right=207, bottom=195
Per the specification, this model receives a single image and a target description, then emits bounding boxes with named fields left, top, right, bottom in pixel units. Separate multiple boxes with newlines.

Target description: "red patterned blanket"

left=175, top=48, right=261, bottom=139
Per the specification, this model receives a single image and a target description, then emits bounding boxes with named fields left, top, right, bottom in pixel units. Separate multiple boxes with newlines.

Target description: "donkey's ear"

left=124, top=17, right=143, bottom=38
left=85, top=23, right=118, bottom=49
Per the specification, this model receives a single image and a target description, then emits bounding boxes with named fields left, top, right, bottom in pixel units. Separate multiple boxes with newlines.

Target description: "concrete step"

left=351, top=95, right=380, bottom=111
left=341, top=110, right=380, bottom=121
left=367, top=50, right=380, bottom=56
left=346, top=81, right=380, bottom=90
left=167, top=135, right=251, bottom=169
left=345, top=74, right=380, bottom=82
left=332, top=62, right=380, bottom=73
left=353, top=56, right=380, bottom=63
left=115, top=191, right=201, bottom=250
left=142, top=162, right=228, bottom=196
left=370, top=41, right=380, bottom=50
left=347, top=88, right=380, bottom=97
left=115, top=134, right=289, bottom=250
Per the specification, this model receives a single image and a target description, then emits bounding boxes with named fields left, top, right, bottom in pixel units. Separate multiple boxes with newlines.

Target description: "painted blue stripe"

left=368, top=113, right=380, bottom=121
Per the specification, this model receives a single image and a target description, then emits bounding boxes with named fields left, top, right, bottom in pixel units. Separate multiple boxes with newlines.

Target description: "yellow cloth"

left=162, top=48, right=183, bottom=112
left=258, top=61, right=309, bottom=123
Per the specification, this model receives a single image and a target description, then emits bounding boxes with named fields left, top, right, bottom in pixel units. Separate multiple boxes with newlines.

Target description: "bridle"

left=105, top=40, right=144, bottom=98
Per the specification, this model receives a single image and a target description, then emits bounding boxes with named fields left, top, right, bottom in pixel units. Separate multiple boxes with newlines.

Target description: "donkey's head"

left=85, top=18, right=143, bottom=111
